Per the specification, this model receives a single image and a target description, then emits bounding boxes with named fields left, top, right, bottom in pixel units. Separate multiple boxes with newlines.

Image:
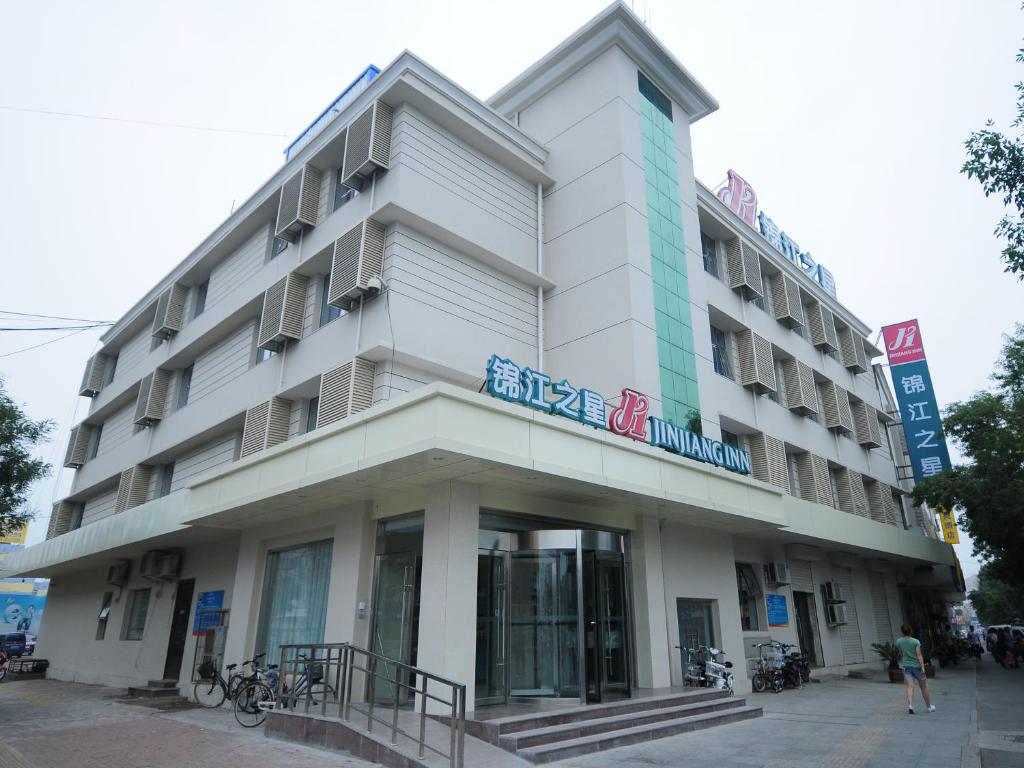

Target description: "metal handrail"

left=278, top=642, right=465, bottom=768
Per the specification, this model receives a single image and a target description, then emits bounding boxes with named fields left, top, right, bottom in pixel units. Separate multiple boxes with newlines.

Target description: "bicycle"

left=751, top=642, right=785, bottom=694
left=193, top=653, right=266, bottom=708
left=0, top=650, right=9, bottom=683
left=234, top=653, right=337, bottom=728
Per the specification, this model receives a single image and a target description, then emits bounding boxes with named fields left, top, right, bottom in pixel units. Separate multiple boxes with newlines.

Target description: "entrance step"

left=146, top=679, right=179, bottom=689
left=126, top=682, right=181, bottom=699
left=469, top=690, right=762, bottom=764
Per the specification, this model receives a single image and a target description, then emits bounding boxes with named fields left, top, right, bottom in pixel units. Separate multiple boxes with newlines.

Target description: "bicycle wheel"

left=234, top=682, right=274, bottom=728
left=751, top=672, right=767, bottom=693
left=193, top=678, right=226, bottom=708
left=0, top=665, right=7, bottom=683
left=772, top=672, right=784, bottom=694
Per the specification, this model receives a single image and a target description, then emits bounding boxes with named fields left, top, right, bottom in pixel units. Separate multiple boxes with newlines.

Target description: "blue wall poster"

left=0, top=593, right=45, bottom=634
left=192, top=590, right=224, bottom=636
left=766, top=594, right=789, bottom=628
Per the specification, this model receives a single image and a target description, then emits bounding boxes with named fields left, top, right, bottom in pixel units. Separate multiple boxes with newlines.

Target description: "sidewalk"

left=563, top=662, right=988, bottom=768
left=976, top=654, right=1024, bottom=767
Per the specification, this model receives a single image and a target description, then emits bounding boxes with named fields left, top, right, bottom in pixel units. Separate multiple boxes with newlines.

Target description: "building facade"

left=6, top=3, right=958, bottom=706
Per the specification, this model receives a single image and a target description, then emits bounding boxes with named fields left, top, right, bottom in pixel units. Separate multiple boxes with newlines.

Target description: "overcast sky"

left=1, top=1, right=1019, bottom=574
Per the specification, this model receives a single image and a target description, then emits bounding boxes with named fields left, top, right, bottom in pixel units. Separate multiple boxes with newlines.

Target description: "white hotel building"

left=7, top=1, right=958, bottom=721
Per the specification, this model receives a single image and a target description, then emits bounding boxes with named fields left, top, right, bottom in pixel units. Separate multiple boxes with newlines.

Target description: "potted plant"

left=920, top=640, right=937, bottom=678
left=872, top=642, right=904, bottom=683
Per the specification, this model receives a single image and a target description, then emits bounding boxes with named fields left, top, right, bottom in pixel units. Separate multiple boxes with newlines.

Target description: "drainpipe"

left=536, top=182, right=544, bottom=370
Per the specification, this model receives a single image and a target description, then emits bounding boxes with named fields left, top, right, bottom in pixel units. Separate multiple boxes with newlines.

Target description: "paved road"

left=0, top=679, right=373, bottom=768
left=977, top=654, right=1024, bottom=767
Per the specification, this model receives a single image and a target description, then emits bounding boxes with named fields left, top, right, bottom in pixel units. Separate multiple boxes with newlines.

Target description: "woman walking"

left=896, top=624, right=935, bottom=714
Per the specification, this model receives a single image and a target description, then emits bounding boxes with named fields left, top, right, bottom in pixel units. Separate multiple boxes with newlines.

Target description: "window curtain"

left=255, top=539, right=333, bottom=667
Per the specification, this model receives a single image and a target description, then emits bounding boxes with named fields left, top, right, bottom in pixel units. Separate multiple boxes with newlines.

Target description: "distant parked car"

left=23, top=635, right=36, bottom=656
left=0, top=633, right=26, bottom=657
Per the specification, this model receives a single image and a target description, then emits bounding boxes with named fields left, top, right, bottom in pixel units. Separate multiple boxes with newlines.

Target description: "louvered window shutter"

left=735, top=329, right=776, bottom=394
left=317, top=357, right=377, bottom=428
left=79, top=353, right=111, bottom=397
left=747, top=433, right=790, bottom=492
left=820, top=381, right=854, bottom=434
left=805, top=300, right=839, bottom=352
left=47, top=501, right=79, bottom=539
left=341, top=101, right=394, bottom=187
left=327, top=218, right=386, bottom=311
left=850, top=400, right=882, bottom=448
left=133, top=369, right=171, bottom=427
left=114, top=465, right=153, bottom=513
left=795, top=452, right=832, bottom=506
left=771, top=274, right=804, bottom=328
left=63, top=424, right=93, bottom=468
left=275, top=165, right=323, bottom=242
left=781, top=358, right=817, bottom=415
left=849, top=470, right=870, bottom=517
left=240, top=397, right=293, bottom=458
left=258, top=273, right=310, bottom=352
left=151, top=284, right=189, bottom=340
left=864, top=478, right=888, bottom=523
left=838, top=326, right=869, bottom=373
left=725, top=238, right=763, bottom=299
left=884, top=488, right=903, bottom=526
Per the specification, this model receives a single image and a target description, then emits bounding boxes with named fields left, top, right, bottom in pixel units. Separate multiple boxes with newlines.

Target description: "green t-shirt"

left=896, top=636, right=921, bottom=668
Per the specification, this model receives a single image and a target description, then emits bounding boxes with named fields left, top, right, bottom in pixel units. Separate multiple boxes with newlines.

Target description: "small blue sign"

left=766, top=594, right=789, bottom=627
left=192, top=590, right=224, bottom=636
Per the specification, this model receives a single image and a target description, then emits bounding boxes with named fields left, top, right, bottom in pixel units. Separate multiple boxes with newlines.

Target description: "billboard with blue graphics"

left=882, top=319, right=952, bottom=484
left=0, top=593, right=45, bottom=634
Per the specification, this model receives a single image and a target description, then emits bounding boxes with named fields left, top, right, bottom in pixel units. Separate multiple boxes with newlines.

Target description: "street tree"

left=0, top=377, right=53, bottom=538
left=962, top=43, right=1024, bottom=277
left=914, top=326, right=1024, bottom=592
left=969, top=564, right=1024, bottom=626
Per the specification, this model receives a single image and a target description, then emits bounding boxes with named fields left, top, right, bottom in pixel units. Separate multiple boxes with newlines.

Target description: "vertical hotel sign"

left=881, top=320, right=952, bottom=484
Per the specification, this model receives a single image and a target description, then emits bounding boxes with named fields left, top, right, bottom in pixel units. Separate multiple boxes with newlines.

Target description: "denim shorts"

left=902, top=666, right=925, bottom=682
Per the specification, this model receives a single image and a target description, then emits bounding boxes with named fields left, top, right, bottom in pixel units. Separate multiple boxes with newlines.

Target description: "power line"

left=0, top=324, right=112, bottom=332
left=0, top=327, right=95, bottom=359
left=0, top=104, right=288, bottom=139
left=0, top=309, right=114, bottom=323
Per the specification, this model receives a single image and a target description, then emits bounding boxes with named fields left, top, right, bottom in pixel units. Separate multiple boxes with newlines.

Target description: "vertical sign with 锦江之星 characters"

left=882, top=319, right=952, bottom=485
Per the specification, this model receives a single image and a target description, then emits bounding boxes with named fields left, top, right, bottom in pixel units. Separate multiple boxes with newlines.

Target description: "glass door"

left=370, top=552, right=419, bottom=703
left=584, top=552, right=629, bottom=702
left=475, top=550, right=508, bottom=706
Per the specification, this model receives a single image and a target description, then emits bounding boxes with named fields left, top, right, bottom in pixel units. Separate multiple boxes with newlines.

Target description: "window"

left=305, top=396, right=320, bottom=433
left=334, top=171, right=359, bottom=211
left=104, top=354, right=118, bottom=385
left=96, top=592, right=113, bottom=640
left=89, top=424, right=103, bottom=460
left=319, top=273, right=343, bottom=327
left=193, top=280, right=208, bottom=318
left=721, top=429, right=739, bottom=449
left=829, top=468, right=841, bottom=509
left=256, top=347, right=274, bottom=364
left=701, top=232, right=719, bottom=278
left=159, top=462, right=175, bottom=498
left=735, top=563, right=762, bottom=631
left=710, top=325, right=732, bottom=379
left=122, top=588, right=151, bottom=641
left=270, top=236, right=289, bottom=260
left=178, top=365, right=193, bottom=408
left=70, top=506, right=83, bottom=531
left=787, top=454, right=801, bottom=498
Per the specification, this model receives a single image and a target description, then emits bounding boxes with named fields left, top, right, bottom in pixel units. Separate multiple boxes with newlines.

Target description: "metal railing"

left=278, top=642, right=465, bottom=768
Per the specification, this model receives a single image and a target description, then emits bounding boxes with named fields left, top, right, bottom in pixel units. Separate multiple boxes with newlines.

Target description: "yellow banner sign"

left=936, top=507, right=960, bottom=544
left=0, top=526, right=27, bottom=545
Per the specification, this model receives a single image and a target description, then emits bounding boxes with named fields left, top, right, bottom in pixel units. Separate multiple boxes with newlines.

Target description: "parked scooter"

left=775, top=642, right=811, bottom=687
left=678, top=645, right=735, bottom=694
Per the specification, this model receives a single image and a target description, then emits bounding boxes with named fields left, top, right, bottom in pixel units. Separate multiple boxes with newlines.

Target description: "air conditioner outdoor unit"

left=151, top=284, right=188, bottom=340
left=157, top=553, right=182, bottom=581
left=821, top=580, right=846, bottom=604
left=140, top=550, right=163, bottom=581
left=340, top=101, right=394, bottom=187
left=327, top=218, right=386, bottom=311
left=764, top=561, right=791, bottom=586
left=825, top=603, right=848, bottom=626
left=275, top=165, right=322, bottom=243
left=107, top=560, right=131, bottom=587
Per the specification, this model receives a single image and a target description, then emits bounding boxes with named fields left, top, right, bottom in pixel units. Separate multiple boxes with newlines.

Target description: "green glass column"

left=638, top=72, right=700, bottom=428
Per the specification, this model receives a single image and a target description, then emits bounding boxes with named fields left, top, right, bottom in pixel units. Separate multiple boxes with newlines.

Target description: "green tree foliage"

left=963, top=44, right=1024, bottom=277
left=0, top=378, right=53, bottom=537
left=913, top=327, right=1024, bottom=592
left=970, top=563, right=1024, bottom=626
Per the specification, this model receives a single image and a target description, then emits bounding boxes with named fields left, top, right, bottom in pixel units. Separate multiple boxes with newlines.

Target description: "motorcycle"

left=679, top=645, right=735, bottom=694
left=776, top=642, right=811, bottom=686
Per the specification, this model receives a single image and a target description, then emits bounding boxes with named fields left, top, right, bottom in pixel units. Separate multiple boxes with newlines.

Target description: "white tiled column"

left=631, top=514, right=672, bottom=689
left=417, top=481, right=480, bottom=712
left=323, top=501, right=373, bottom=645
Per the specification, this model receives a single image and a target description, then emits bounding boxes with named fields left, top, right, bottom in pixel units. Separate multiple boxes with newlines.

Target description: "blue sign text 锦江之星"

left=757, top=211, right=837, bottom=297
left=485, top=355, right=751, bottom=476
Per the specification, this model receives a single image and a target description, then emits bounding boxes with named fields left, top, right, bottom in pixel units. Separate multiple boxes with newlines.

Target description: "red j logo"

left=608, top=388, right=650, bottom=442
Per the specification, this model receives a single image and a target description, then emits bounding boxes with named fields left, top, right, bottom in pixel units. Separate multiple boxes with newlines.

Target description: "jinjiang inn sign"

left=485, top=355, right=753, bottom=476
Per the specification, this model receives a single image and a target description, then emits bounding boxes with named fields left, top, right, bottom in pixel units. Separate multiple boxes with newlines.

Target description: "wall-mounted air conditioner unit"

left=157, top=553, right=182, bottom=580
left=133, top=369, right=171, bottom=427
left=257, top=272, right=309, bottom=352
left=341, top=101, right=394, bottom=187
left=63, top=424, right=93, bottom=469
left=819, top=381, right=854, bottom=435
left=46, top=501, right=81, bottom=540
left=79, top=353, right=112, bottom=397
left=771, top=273, right=804, bottom=328
left=805, top=300, right=839, bottom=352
left=151, top=284, right=189, bottom=340
left=317, top=357, right=377, bottom=428
left=825, top=602, right=848, bottom=626
left=735, top=329, right=777, bottom=395
left=837, top=325, right=869, bottom=373
left=764, top=561, right=792, bottom=586
left=240, top=397, right=293, bottom=459
left=327, top=218, right=386, bottom=311
left=275, top=165, right=322, bottom=243
left=107, top=560, right=131, bottom=587
left=821, top=580, right=846, bottom=604
left=140, top=550, right=162, bottom=581
left=114, top=465, right=153, bottom=513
